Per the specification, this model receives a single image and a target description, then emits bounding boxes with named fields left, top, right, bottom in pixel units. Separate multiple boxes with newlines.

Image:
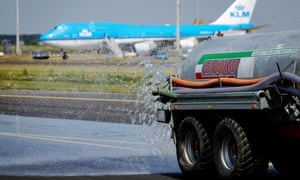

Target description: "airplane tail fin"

left=211, top=0, right=257, bottom=25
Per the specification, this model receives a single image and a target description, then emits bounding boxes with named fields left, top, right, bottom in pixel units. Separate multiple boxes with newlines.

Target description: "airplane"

left=39, top=0, right=267, bottom=59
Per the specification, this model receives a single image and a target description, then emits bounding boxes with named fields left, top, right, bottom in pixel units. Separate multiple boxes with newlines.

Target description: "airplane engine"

left=134, top=41, right=157, bottom=56
left=180, top=37, right=199, bottom=50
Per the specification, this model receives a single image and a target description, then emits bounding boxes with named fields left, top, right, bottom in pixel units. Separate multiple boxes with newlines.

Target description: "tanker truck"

left=152, top=30, right=300, bottom=178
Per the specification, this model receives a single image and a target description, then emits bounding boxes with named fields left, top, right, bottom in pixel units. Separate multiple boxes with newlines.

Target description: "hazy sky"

left=0, top=0, right=299, bottom=34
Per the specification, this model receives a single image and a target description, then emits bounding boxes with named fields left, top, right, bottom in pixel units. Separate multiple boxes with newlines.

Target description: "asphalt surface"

left=0, top=90, right=186, bottom=180
left=0, top=174, right=184, bottom=180
left=0, top=90, right=139, bottom=124
left=0, top=90, right=285, bottom=179
left=0, top=114, right=181, bottom=179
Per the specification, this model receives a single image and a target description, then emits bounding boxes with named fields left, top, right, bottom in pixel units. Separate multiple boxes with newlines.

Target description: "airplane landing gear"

left=62, top=51, right=68, bottom=60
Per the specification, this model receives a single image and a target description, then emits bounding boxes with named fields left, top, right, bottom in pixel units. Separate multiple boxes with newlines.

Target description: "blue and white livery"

left=39, top=0, right=266, bottom=58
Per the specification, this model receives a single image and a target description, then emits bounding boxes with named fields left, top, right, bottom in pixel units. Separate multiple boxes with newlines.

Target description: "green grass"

left=0, top=44, right=181, bottom=94
left=0, top=64, right=145, bottom=94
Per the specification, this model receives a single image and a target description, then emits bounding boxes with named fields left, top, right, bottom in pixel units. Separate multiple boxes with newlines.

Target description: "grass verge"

left=0, top=45, right=182, bottom=94
left=0, top=64, right=144, bottom=94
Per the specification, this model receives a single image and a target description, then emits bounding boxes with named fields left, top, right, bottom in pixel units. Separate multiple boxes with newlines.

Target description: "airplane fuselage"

left=38, top=0, right=262, bottom=57
left=39, top=22, right=255, bottom=50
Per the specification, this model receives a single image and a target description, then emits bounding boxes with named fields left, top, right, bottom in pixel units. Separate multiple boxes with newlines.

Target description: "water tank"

left=181, top=30, right=300, bottom=81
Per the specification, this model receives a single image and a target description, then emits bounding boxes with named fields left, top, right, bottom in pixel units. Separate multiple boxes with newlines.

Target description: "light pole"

left=196, top=0, right=199, bottom=21
left=16, top=0, right=21, bottom=55
left=176, top=0, right=181, bottom=53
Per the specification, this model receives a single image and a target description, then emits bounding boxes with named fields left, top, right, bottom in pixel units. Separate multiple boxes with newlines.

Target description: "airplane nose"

left=39, top=33, right=51, bottom=42
left=39, top=34, right=47, bottom=41
left=39, top=35, right=45, bottom=42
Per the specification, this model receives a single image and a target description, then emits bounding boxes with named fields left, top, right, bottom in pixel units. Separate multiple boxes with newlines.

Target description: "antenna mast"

left=16, top=0, right=20, bottom=55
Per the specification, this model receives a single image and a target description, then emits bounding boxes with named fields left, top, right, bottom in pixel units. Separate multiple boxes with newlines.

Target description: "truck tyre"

left=213, top=118, right=268, bottom=178
left=176, top=116, right=213, bottom=177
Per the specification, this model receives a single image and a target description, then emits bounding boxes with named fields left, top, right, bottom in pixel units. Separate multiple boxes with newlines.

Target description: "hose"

left=172, top=76, right=265, bottom=88
left=173, top=72, right=300, bottom=94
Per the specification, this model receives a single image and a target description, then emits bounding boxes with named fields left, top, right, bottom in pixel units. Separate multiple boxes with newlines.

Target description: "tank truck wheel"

left=213, top=118, right=268, bottom=178
left=176, top=116, right=213, bottom=177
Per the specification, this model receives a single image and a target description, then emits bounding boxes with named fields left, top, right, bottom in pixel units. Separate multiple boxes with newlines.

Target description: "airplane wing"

left=242, top=24, right=272, bottom=33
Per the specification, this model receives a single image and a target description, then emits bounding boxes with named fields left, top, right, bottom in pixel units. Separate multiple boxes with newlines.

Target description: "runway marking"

left=0, top=94, right=140, bottom=103
left=0, top=132, right=148, bottom=152
left=7, top=132, right=148, bottom=145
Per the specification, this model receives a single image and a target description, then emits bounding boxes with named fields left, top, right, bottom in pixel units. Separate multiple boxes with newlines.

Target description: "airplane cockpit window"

left=55, top=25, right=65, bottom=31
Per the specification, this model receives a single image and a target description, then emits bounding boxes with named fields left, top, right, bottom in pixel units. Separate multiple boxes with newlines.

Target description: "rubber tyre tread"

left=213, top=118, right=268, bottom=178
left=176, top=116, right=213, bottom=178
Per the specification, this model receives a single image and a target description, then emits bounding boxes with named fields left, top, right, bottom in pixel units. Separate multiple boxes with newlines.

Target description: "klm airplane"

left=39, top=0, right=266, bottom=58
